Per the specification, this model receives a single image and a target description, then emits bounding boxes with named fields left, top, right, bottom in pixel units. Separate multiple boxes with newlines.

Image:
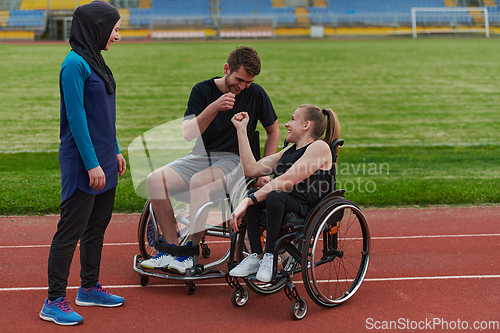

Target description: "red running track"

left=1, top=206, right=499, bottom=332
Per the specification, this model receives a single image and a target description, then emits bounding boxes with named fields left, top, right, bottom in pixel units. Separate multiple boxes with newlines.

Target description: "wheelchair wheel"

left=140, top=274, right=149, bottom=287
left=186, top=281, right=196, bottom=295
left=230, top=286, right=249, bottom=307
left=229, top=177, right=256, bottom=212
left=235, top=229, right=299, bottom=296
left=201, top=243, right=211, bottom=258
left=138, top=199, right=190, bottom=259
left=288, top=297, right=307, bottom=320
left=137, top=200, right=157, bottom=259
left=301, top=198, right=370, bottom=308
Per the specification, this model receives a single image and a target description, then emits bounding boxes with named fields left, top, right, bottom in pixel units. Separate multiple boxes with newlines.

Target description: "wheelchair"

left=225, top=139, right=371, bottom=320
left=133, top=172, right=254, bottom=294
left=133, top=132, right=262, bottom=294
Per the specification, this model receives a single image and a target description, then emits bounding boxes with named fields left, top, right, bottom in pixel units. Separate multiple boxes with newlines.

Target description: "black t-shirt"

left=274, top=143, right=334, bottom=209
left=184, top=77, right=277, bottom=155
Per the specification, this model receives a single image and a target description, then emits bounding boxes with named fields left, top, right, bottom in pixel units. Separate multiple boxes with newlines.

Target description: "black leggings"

left=244, top=190, right=308, bottom=254
left=47, top=188, right=115, bottom=300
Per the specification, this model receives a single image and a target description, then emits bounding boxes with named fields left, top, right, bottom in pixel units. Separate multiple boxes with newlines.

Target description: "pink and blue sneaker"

left=39, top=297, right=84, bottom=326
left=75, top=283, right=124, bottom=307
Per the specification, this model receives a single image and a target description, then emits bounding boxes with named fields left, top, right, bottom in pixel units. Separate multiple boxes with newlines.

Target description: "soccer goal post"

left=411, top=7, right=489, bottom=39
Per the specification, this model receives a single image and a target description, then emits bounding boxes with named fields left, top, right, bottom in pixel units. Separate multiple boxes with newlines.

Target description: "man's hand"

left=88, top=166, right=106, bottom=190
left=117, top=153, right=126, bottom=176
left=215, top=92, right=235, bottom=111
left=183, top=92, right=236, bottom=142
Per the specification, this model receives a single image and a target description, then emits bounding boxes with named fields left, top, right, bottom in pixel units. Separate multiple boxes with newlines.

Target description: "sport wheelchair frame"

left=225, top=139, right=371, bottom=320
left=133, top=175, right=253, bottom=294
left=133, top=132, right=262, bottom=294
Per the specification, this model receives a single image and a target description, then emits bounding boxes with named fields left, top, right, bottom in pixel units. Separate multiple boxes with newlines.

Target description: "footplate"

left=134, top=254, right=225, bottom=282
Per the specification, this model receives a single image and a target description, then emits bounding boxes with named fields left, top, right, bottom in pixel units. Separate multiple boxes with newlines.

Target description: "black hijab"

left=69, top=1, right=120, bottom=94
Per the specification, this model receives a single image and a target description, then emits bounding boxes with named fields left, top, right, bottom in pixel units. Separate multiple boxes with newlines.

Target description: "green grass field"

left=1, top=39, right=499, bottom=215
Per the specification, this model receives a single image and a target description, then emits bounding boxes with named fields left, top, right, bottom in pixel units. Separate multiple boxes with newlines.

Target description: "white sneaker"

left=141, top=252, right=175, bottom=269
left=168, top=255, right=194, bottom=274
left=256, top=253, right=274, bottom=283
left=229, top=253, right=261, bottom=277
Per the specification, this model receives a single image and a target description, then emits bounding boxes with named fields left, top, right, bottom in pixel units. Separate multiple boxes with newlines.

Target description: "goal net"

left=411, top=7, right=490, bottom=39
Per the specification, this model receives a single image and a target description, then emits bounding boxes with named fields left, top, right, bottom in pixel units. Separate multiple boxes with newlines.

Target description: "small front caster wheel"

left=186, top=281, right=195, bottom=295
left=201, top=245, right=211, bottom=258
left=230, top=286, right=249, bottom=307
left=289, top=297, right=307, bottom=320
left=140, top=275, right=149, bottom=287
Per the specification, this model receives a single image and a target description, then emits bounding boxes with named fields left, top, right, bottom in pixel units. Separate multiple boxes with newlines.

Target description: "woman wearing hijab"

left=40, top=1, right=125, bottom=326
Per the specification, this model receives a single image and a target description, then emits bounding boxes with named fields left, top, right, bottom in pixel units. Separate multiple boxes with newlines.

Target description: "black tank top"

left=274, top=143, right=334, bottom=209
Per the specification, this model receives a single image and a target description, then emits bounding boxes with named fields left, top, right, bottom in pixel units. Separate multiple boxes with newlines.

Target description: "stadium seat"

left=129, top=0, right=211, bottom=27
left=219, top=0, right=296, bottom=25
left=0, top=10, right=9, bottom=28
left=19, top=0, right=48, bottom=10
left=8, top=9, right=45, bottom=28
left=314, top=0, right=474, bottom=27
left=118, top=8, right=130, bottom=29
left=49, top=0, right=108, bottom=10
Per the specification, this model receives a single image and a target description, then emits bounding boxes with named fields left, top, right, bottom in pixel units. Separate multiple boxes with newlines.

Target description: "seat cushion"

left=281, top=212, right=305, bottom=229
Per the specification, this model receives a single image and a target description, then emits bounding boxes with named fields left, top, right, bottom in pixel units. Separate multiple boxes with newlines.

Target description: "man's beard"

left=225, top=74, right=240, bottom=94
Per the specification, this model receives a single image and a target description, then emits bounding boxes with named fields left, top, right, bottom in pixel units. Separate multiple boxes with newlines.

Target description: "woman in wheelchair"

left=229, top=104, right=341, bottom=282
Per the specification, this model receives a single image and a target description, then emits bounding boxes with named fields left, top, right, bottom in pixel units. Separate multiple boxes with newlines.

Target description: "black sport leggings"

left=244, top=190, right=308, bottom=254
left=47, top=188, right=115, bottom=300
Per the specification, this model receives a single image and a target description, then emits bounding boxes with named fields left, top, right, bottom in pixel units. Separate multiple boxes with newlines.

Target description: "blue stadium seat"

left=129, top=0, right=211, bottom=27
left=219, top=0, right=296, bottom=24
left=8, top=9, right=45, bottom=28
left=318, top=0, right=474, bottom=26
left=123, top=0, right=483, bottom=29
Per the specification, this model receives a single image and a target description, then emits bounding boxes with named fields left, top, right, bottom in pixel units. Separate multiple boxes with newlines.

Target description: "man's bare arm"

left=182, top=92, right=236, bottom=142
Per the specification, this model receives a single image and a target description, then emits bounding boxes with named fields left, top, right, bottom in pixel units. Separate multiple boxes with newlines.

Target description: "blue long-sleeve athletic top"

left=59, top=50, right=120, bottom=202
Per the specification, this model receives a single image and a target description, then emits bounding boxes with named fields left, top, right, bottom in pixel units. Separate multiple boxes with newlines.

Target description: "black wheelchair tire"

left=230, top=286, right=249, bottom=307
left=138, top=199, right=157, bottom=260
left=301, top=198, right=370, bottom=308
left=288, top=297, right=307, bottom=320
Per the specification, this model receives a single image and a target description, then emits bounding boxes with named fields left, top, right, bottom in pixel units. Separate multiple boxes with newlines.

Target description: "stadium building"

left=0, top=0, right=498, bottom=40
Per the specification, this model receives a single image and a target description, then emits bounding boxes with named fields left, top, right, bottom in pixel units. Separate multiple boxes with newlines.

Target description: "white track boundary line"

left=1, top=274, right=499, bottom=292
left=2, top=233, right=499, bottom=250
left=0, top=242, right=138, bottom=249
left=372, top=233, right=500, bottom=240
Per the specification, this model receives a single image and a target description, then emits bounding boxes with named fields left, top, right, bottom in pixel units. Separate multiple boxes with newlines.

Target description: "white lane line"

left=1, top=274, right=499, bottom=292
left=0, top=243, right=139, bottom=249
left=372, top=233, right=500, bottom=240
left=0, top=241, right=230, bottom=249
left=364, top=275, right=500, bottom=282
left=2, top=233, right=499, bottom=250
